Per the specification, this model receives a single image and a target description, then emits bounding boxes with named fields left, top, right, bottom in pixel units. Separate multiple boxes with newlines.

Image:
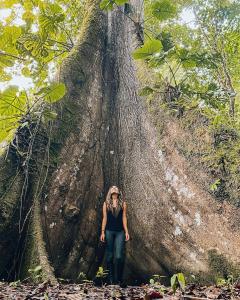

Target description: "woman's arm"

left=122, top=201, right=129, bottom=234
left=101, top=201, right=107, bottom=233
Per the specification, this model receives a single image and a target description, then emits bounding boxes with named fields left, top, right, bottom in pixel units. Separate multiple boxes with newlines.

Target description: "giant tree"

left=1, top=0, right=240, bottom=285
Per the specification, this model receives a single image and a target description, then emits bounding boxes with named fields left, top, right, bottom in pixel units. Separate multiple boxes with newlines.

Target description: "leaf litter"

left=0, top=280, right=240, bottom=299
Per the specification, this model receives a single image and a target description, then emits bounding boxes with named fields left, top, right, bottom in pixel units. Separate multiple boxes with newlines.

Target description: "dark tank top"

left=105, top=205, right=124, bottom=231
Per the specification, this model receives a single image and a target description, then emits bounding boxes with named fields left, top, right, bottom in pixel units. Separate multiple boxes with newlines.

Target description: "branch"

left=0, top=51, right=26, bottom=62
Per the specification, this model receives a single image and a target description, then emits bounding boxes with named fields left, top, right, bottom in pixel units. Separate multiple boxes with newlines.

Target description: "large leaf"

left=0, top=86, right=27, bottom=145
left=100, top=0, right=114, bottom=10
left=35, top=82, right=66, bottom=103
left=170, top=274, right=178, bottom=294
left=0, top=26, right=22, bottom=55
left=0, top=55, right=15, bottom=68
left=39, top=6, right=65, bottom=38
left=0, top=118, right=17, bottom=144
left=151, top=0, right=177, bottom=21
left=17, top=33, right=43, bottom=58
left=132, top=39, right=163, bottom=59
left=0, top=86, right=27, bottom=116
left=139, top=86, right=154, bottom=96
left=177, top=273, right=186, bottom=290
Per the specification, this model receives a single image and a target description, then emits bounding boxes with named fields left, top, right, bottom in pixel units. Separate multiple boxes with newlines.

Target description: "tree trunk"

left=1, top=0, right=240, bottom=285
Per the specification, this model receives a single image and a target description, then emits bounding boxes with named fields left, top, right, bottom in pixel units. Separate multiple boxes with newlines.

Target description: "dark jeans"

left=105, top=229, right=125, bottom=262
left=105, top=230, right=125, bottom=284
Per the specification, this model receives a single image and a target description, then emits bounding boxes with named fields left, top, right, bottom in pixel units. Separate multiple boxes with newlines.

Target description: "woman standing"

left=100, top=185, right=130, bottom=286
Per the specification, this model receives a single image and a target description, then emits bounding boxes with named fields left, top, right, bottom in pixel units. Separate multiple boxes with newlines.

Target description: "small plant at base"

left=78, top=271, right=87, bottom=281
left=170, top=272, right=186, bottom=294
left=149, top=274, right=168, bottom=293
left=9, top=280, right=21, bottom=287
left=96, top=266, right=108, bottom=278
left=216, top=274, right=236, bottom=295
left=95, top=266, right=108, bottom=285
left=77, top=272, right=93, bottom=285
left=28, top=265, right=42, bottom=283
left=210, top=178, right=221, bottom=191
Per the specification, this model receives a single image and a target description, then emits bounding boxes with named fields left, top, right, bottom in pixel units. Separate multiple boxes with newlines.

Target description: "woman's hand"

left=100, top=232, right=105, bottom=242
left=125, top=231, right=130, bottom=241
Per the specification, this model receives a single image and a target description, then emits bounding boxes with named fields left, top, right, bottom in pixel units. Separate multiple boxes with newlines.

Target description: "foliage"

left=216, top=274, right=234, bottom=287
left=0, top=82, right=66, bottom=154
left=9, top=280, right=21, bottom=287
left=170, top=272, right=186, bottom=294
left=95, top=266, right=108, bottom=286
left=149, top=274, right=168, bottom=294
left=0, top=0, right=86, bottom=151
left=133, top=0, right=240, bottom=206
left=28, top=265, right=43, bottom=282
left=136, top=0, right=240, bottom=118
left=151, top=0, right=177, bottom=21
left=210, top=178, right=221, bottom=191
left=95, top=266, right=108, bottom=279
left=133, top=39, right=162, bottom=59
left=34, top=82, right=66, bottom=103
left=215, top=274, right=240, bottom=296
left=0, top=85, right=27, bottom=143
left=77, top=271, right=94, bottom=284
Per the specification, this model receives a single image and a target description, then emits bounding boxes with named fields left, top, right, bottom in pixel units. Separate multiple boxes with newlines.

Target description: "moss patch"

left=207, top=249, right=240, bottom=280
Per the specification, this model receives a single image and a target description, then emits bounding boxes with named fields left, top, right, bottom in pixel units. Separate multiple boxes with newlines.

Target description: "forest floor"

left=1, top=280, right=240, bottom=300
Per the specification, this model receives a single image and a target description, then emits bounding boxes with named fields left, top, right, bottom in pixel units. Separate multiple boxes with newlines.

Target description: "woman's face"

left=111, top=186, right=119, bottom=194
left=110, top=186, right=119, bottom=199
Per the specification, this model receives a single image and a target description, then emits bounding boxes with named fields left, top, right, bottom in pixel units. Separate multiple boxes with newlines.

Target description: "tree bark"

left=1, top=0, right=240, bottom=285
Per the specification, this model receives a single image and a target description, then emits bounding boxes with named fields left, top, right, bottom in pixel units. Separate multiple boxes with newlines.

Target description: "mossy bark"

left=20, top=197, right=57, bottom=285
left=0, top=154, right=24, bottom=279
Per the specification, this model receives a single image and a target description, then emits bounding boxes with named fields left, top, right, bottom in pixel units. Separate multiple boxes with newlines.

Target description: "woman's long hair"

left=105, top=185, right=124, bottom=217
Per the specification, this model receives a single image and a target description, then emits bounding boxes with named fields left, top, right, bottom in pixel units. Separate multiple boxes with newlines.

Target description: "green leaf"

left=0, top=119, right=17, bottom=144
left=170, top=274, right=178, bottom=294
left=22, top=10, right=35, bottom=23
left=100, top=0, right=114, bottom=10
left=132, top=39, right=162, bottom=59
left=151, top=0, right=177, bottom=21
left=182, top=59, right=196, bottom=68
left=170, top=273, right=186, bottom=293
left=0, top=85, right=26, bottom=116
left=177, top=273, right=186, bottom=290
left=139, top=86, right=154, bottom=96
left=0, top=55, right=15, bottom=68
left=17, top=33, right=43, bottom=58
left=115, top=0, right=128, bottom=5
left=210, top=178, right=221, bottom=191
left=149, top=278, right=155, bottom=284
left=36, top=82, right=66, bottom=103
left=21, top=66, right=31, bottom=77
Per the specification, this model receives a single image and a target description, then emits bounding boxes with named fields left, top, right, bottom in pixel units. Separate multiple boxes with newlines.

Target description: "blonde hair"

left=105, top=185, right=124, bottom=217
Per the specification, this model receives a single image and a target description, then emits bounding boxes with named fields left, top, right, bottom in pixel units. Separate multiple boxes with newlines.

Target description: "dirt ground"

left=1, top=280, right=240, bottom=299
